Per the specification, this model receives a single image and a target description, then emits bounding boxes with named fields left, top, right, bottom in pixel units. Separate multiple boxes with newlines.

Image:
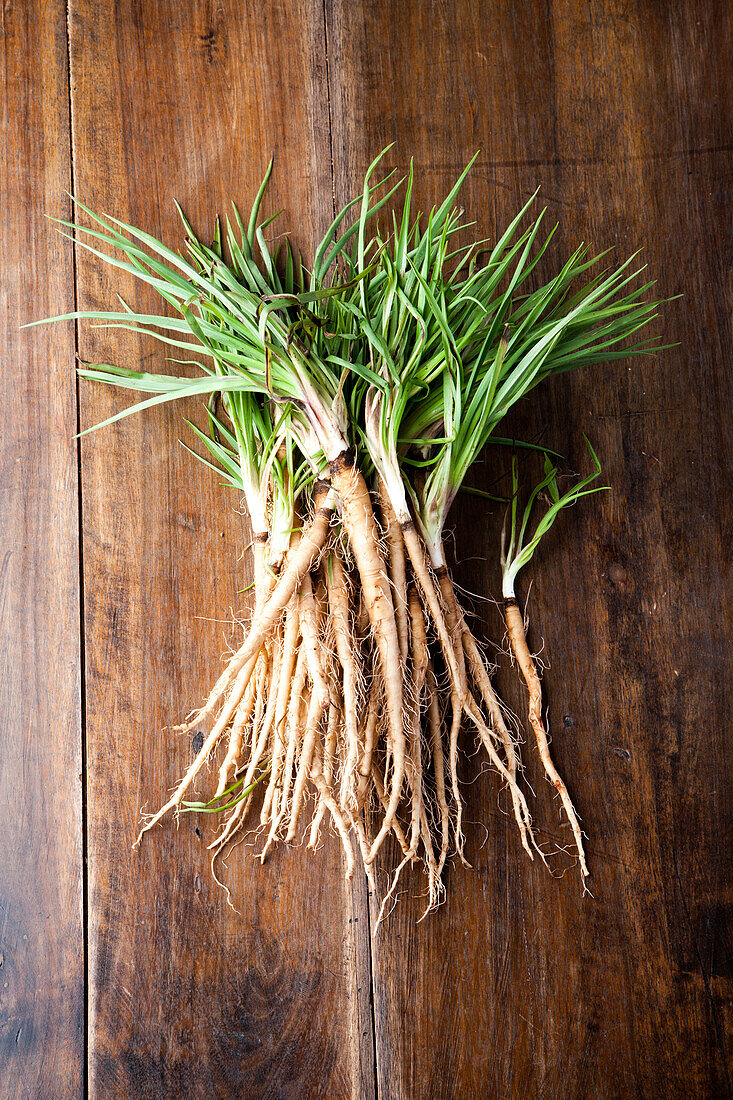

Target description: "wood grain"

left=0, top=1, right=83, bottom=1097
left=5, top=0, right=731, bottom=1095
left=326, top=1, right=732, bottom=1097
left=67, top=2, right=372, bottom=1096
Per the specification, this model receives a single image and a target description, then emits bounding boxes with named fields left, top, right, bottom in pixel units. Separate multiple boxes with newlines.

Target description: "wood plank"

left=0, top=2, right=83, bottom=1097
left=326, top=1, right=732, bottom=1096
left=67, top=2, right=373, bottom=1096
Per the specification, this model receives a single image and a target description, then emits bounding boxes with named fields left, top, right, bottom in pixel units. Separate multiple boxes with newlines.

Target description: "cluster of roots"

left=136, top=459, right=588, bottom=922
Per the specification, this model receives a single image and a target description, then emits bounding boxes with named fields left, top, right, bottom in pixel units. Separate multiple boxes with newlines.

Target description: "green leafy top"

left=28, top=152, right=667, bottom=566
left=501, top=438, right=608, bottom=599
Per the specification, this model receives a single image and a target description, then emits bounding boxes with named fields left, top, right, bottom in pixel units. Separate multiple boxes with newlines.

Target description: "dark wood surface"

left=1, top=2, right=730, bottom=1097
left=0, top=1, right=83, bottom=1096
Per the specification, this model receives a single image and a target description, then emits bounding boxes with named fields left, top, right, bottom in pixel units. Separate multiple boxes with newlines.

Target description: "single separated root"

left=504, top=598, right=589, bottom=883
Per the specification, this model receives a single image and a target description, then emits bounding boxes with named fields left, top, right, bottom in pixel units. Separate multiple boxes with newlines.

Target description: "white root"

left=329, top=456, right=405, bottom=864
left=309, top=697, right=340, bottom=849
left=326, top=550, right=362, bottom=811
left=505, top=598, right=588, bottom=881
left=261, top=596, right=300, bottom=823
left=286, top=573, right=329, bottom=841
left=261, top=646, right=307, bottom=857
left=174, top=499, right=333, bottom=734
left=141, top=471, right=580, bottom=921
left=214, top=657, right=259, bottom=798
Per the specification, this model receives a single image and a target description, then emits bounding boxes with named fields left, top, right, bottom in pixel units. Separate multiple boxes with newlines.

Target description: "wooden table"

left=2, top=2, right=730, bottom=1097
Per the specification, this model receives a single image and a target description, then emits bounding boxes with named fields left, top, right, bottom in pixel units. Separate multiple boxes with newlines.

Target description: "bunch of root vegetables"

left=37, top=152, right=662, bottom=919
